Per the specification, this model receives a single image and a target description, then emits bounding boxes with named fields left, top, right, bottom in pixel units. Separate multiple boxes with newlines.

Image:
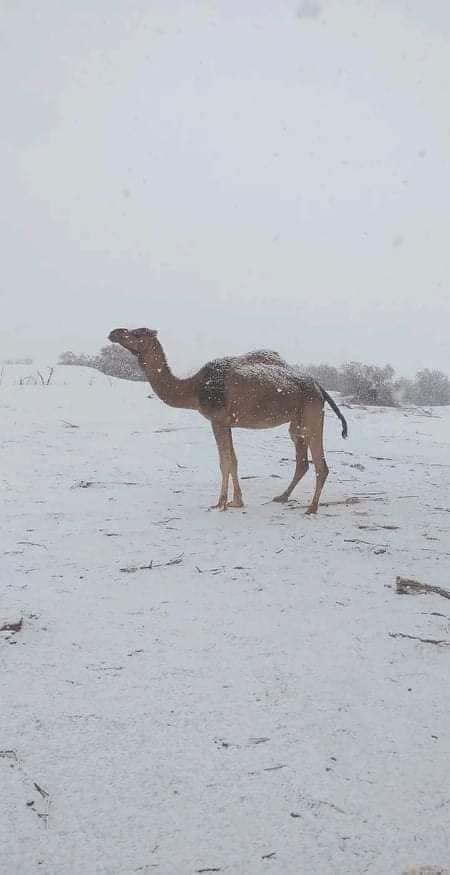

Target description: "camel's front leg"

left=211, top=424, right=244, bottom=510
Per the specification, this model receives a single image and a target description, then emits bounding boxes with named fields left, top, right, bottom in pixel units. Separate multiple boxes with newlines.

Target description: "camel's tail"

left=320, top=387, right=348, bottom=439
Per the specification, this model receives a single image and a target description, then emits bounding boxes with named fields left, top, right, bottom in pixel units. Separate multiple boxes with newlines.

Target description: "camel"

left=108, top=328, right=348, bottom=513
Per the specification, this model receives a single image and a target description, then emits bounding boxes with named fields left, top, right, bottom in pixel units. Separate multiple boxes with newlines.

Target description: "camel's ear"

left=133, top=327, right=158, bottom=338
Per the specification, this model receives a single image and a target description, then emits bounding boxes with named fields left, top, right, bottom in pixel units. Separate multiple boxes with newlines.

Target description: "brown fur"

left=108, top=328, right=348, bottom=513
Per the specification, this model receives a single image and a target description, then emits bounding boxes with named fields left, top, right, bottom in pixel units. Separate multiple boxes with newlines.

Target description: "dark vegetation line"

left=54, top=347, right=450, bottom=407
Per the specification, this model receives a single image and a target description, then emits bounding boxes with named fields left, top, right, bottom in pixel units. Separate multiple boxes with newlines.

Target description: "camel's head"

left=108, top=327, right=158, bottom=354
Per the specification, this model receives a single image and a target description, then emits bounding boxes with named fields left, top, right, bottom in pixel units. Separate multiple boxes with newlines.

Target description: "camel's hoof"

left=305, top=506, right=317, bottom=515
left=211, top=501, right=228, bottom=511
left=272, top=494, right=288, bottom=504
left=227, top=499, right=244, bottom=509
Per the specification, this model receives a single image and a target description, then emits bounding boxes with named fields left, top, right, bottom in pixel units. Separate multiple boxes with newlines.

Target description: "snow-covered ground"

left=1, top=365, right=450, bottom=874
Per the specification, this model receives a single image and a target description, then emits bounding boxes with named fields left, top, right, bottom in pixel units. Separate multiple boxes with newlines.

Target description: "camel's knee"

left=315, top=457, right=328, bottom=480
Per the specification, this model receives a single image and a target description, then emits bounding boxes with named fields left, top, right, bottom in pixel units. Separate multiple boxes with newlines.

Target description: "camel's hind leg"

left=273, top=419, right=309, bottom=503
left=303, top=403, right=329, bottom=514
left=211, top=423, right=244, bottom=510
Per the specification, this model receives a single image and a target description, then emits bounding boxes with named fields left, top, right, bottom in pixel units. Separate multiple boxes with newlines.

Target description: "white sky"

left=2, top=0, right=450, bottom=374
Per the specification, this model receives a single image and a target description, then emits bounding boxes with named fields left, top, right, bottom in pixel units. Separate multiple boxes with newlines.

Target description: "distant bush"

left=59, top=345, right=450, bottom=406
left=59, top=351, right=93, bottom=368
left=59, top=346, right=145, bottom=381
left=304, top=364, right=341, bottom=391
left=339, top=362, right=397, bottom=406
left=93, top=345, right=146, bottom=381
left=392, top=377, right=414, bottom=406
left=2, top=356, right=34, bottom=365
left=300, top=361, right=450, bottom=407
left=409, top=369, right=450, bottom=406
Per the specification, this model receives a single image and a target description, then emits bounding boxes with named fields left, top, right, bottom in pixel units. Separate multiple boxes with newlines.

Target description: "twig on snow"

left=120, top=554, right=184, bottom=573
left=196, top=565, right=224, bottom=575
left=396, top=576, right=450, bottom=600
left=152, top=517, right=180, bottom=527
left=389, top=632, right=450, bottom=647
left=18, top=541, right=48, bottom=549
left=87, top=665, right=124, bottom=672
left=0, top=618, right=23, bottom=633
left=31, top=781, right=51, bottom=828
left=358, top=524, right=400, bottom=531
left=344, top=538, right=388, bottom=548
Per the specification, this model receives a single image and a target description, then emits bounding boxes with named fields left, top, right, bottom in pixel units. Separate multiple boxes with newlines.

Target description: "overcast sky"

left=2, top=0, right=450, bottom=374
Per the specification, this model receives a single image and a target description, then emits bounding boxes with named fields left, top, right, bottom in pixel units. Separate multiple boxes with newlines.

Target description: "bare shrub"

left=339, top=362, right=397, bottom=406
left=304, top=364, right=341, bottom=391
left=59, top=346, right=144, bottom=381
left=58, top=344, right=450, bottom=405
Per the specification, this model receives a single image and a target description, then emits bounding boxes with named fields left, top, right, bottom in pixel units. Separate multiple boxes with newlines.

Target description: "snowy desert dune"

left=1, top=364, right=450, bottom=874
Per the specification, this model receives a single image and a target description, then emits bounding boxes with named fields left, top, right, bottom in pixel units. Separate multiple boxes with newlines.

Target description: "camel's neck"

left=138, top=341, right=198, bottom=410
